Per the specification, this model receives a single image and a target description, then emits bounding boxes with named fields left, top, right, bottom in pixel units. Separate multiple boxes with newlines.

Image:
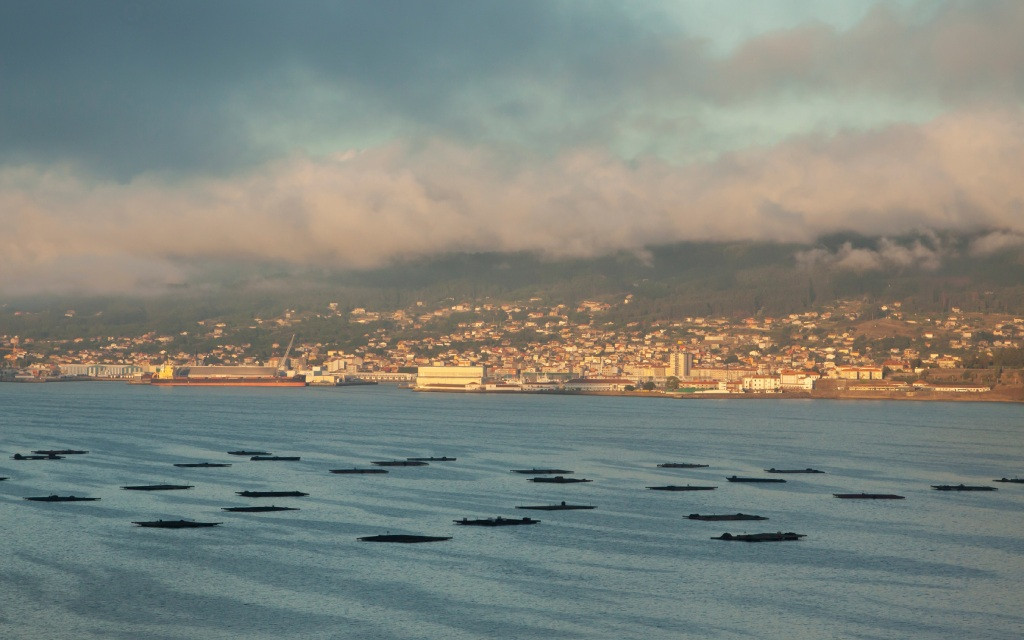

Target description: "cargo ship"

left=147, top=365, right=306, bottom=387
left=147, top=335, right=306, bottom=387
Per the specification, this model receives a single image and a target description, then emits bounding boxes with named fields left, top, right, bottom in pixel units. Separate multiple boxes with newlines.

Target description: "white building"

left=742, top=375, right=781, bottom=392
left=563, top=377, right=634, bottom=392
left=912, top=382, right=990, bottom=393
left=325, top=356, right=363, bottom=374
left=836, top=366, right=883, bottom=380
left=779, top=369, right=819, bottom=390
left=59, top=363, right=143, bottom=379
left=415, top=366, right=486, bottom=390
left=691, top=366, right=758, bottom=381
left=625, top=366, right=667, bottom=383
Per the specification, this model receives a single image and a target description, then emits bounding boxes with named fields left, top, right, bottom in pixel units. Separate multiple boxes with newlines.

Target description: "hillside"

left=3, top=230, right=1024, bottom=341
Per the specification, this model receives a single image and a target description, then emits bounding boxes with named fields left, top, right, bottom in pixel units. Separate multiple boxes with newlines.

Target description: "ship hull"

left=150, top=377, right=306, bottom=387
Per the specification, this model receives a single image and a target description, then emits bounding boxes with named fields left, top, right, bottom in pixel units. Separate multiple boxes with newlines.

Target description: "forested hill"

left=3, top=230, right=1024, bottom=338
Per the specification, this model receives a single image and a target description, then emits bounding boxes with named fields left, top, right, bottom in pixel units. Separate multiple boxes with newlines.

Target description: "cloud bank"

left=969, top=230, right=1024, bottom=256
left=2, top=1, right=1023, bottom=293
left=795, top=239, right=947, bottom=273
left=3, top=106, right=1023, bottom=293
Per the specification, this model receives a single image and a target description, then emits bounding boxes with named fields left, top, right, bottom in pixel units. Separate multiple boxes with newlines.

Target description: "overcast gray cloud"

left=712, top=2, right=1024, bottom=104
left=1, top=0, right=681, bottom=177
left=3, top=105, right=1022, bottom=294
left=6, top=1, right=1019, bottom=177
left=1, top=1, right=1022, bottom=293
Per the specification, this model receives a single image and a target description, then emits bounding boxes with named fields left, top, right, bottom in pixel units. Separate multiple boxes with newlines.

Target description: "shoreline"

left=4, top=378, right=1022, bottom=403
left=564, top=389, right=1024, bottom=404
left=401, top=385, right=1024, bottom=403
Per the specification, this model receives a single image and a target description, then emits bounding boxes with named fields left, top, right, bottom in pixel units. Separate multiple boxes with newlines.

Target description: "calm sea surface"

left=1, top=383, right=1022, bottom=640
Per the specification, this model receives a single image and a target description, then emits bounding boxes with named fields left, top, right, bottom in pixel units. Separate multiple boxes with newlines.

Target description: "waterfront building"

left=626, top=366, right=667, bottom=384
left=672, top=379, right=722, bottom=393
left=415, top=366, right=486, bottom=390
left=59, top=363, right=143, bottom=379
left=563, top=377, right=634, bottom=392
left=836, top=366, right=884, bottom=380
left=912, top=381, right=991, bottom=393
left=742, top=375, right=782, bottom=392
left=689, top=366, right=757, bottom=381
left=357, top=372, right=415, bottom=383
left=779, top=369, right=819, bottom=390
left=843, top=380, right=912, bottom=392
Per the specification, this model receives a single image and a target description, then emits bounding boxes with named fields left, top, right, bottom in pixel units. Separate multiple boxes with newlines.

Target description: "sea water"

left=1, top=383, right=1022, bottom=639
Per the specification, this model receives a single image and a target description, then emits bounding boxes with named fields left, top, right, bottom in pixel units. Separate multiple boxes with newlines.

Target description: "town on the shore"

left=3, top=296, right=1024, bottom=401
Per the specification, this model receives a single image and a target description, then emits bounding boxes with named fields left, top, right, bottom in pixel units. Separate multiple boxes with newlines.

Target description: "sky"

left=2, top=0, right=1023, bottom=294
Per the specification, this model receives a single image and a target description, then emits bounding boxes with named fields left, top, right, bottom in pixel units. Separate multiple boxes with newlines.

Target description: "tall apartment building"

left=668, top=350, right=692, bottom=379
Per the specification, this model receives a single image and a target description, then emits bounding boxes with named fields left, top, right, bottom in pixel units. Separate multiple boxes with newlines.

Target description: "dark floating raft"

left=32, top=449, right=88, bottom=455
left=516, top=502, right=595, bottom=511
left=358, top=534, right=451, bottom=543
left=330, top=468, right=389, bottom=474
left=714, top=532, right=805, bottom=542
left=371, top=460, right=428, bottom=466
left=250, top=456, right=300, bottom=461
left=529, top=476, right=591, bottom=484
left=174, top=462, right=232, bottom=468
left=834, top=493, right=905, bottom=499
left=647, top=485, right=716, bottom=491
left=227, top=450, right=271, bottom=456
left=222, top=506, right=299, bottom=512
left=765, top=468, right=824, bottom=474
left=511, top=468, right=573, bottom=475
left=932, top=484, right=997, bottom=491
left=994, top=477, right=1024, bottom=483
left=407, top=457, right=456, bottom=462
left=236, top=490, right=308, bottom=497
left=24, top=495, right=99, bottom=502
left=12, top=453, right=63, bottom=460
left=122, top=484, right=193, bottom=491
left=657, top=463, right=709, bottom=468
left=726, top=476, right=787, bottom=483
left=133, top=520, right=221, bottom=528
left=454, top=516, right=540, bottom=526
left=687, top=513, right=767, bottom=521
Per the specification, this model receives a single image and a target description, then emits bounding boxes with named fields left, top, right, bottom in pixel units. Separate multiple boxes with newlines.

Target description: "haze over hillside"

left=4, top=231, right=1024, bottom=343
